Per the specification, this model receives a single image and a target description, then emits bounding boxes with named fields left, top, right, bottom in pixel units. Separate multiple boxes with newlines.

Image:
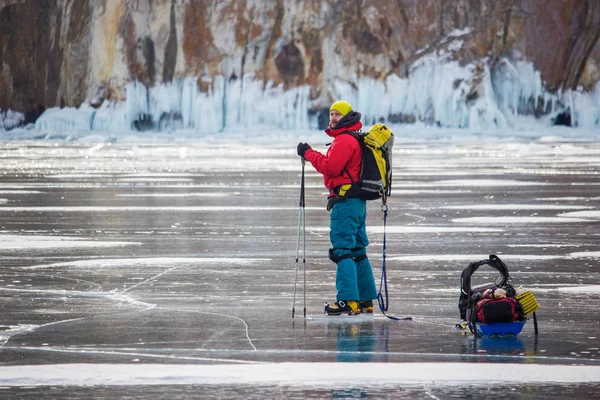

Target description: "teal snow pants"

left=329, top=197, right=378, bottom=302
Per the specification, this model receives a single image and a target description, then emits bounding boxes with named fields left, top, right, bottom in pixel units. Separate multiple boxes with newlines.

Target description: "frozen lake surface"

left=1, top=136, right=600, bottom=399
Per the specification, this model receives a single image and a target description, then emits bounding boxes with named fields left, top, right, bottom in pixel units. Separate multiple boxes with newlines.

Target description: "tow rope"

left=377, top=204, right=412, bottom=321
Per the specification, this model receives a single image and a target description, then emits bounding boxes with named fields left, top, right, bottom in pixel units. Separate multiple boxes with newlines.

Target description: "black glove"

left=297, top=142, right=311, bottom=157
left=327, top=196, right=336, bottom=211
left=327, top=196, right=343, bottom=211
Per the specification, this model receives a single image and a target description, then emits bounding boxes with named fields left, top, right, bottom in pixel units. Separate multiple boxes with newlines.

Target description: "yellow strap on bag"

left=338, top=184, right=352, bottom=197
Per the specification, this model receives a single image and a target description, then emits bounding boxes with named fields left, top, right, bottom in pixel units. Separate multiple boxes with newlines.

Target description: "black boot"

left=359, top=300, right=374, bottom=313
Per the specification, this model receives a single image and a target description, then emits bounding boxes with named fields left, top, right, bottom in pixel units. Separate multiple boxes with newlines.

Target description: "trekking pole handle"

left=299, top=158, right=306, bottom=207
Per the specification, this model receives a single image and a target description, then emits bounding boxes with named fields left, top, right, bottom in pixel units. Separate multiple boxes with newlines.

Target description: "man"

left=297, top=100, right=378, bottom=315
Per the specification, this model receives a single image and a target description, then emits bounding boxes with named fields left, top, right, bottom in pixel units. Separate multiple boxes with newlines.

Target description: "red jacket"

left=304, top=121, right=362, bottom=196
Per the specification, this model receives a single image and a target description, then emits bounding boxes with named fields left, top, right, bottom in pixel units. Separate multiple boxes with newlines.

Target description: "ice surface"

left=1, top=136, right=600, bottom=397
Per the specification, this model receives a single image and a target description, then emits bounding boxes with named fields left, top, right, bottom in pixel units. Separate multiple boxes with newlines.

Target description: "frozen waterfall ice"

left=3, top=58, right=598, bottom=137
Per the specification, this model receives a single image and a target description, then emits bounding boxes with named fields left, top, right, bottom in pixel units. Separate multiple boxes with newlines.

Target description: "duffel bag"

left=476, top=297, right=524, bottom=323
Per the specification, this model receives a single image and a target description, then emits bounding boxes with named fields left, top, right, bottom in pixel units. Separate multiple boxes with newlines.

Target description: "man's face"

left=329, top=110, right=343, bottom=128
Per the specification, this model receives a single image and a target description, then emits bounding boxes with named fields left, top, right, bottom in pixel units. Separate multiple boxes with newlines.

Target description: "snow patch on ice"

left=388, top=254, right=564, bottom=262
left=391, top=189, right=472, bottom=194
left=309, top=226, right=504, bottom=234
left=120, top=173, right=204, bottom=177
left=0, top=190, right=42, bottom=194
left=117, top=177, right=194, bottom=182
left=569, top=252, right=600, bottom=258
left=443, top=204, right=592, bottom=210
left=0, top=235, right=140, bottom=250
left=369, top=226, right=504, bottom=233
left=0, top=206, right=321, bottom=212
left=557, top=285, right=600, bottom=294
left=557, top=210, right=600, bottom=219
left=537, top=197, right=600, bottom=201
left=22, top=257, right=267, bottom=270
left=388, top=252, right=600, bottom=261
left=45, top=174, right=115, bottom=179
left=405, top=179, right=550, bottom=187
left=0, top=362, right=598, bottom=386
left=117, top=192, right=229, bottom=198
left=452, top=216, right=594, bottom=224
left=508, top=244, right=588, bottom=248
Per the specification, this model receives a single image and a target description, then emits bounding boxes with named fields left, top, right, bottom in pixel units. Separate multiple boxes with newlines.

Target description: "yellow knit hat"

left=330, top=100, right=352, bottom=116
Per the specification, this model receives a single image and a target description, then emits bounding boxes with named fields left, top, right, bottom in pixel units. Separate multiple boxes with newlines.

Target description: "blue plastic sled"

left=476, top=320, right=526, bottom=337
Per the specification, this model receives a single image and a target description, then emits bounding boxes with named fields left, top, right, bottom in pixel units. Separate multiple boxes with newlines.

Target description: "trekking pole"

left=302, top=160, right=307, bottom=318
left=293, top=158, right=306, bottom=318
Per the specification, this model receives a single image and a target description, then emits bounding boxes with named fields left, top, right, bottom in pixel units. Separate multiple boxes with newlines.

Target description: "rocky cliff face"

left=1, top=0, right=599, bottom=124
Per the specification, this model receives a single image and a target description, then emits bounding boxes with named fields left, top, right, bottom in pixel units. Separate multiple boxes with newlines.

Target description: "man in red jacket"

left=297, top=100, right=378, bottom=315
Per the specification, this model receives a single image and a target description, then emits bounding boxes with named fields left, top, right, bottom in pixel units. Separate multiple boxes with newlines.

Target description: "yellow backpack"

left=343, top=123, right=394, bottom=204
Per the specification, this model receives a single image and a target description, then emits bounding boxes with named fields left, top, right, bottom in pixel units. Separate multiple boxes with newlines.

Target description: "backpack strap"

left=338, top=131, right=362, bottom=193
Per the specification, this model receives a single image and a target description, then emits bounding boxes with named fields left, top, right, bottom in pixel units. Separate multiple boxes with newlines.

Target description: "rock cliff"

left=1, top=0, right=599, bottom=128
